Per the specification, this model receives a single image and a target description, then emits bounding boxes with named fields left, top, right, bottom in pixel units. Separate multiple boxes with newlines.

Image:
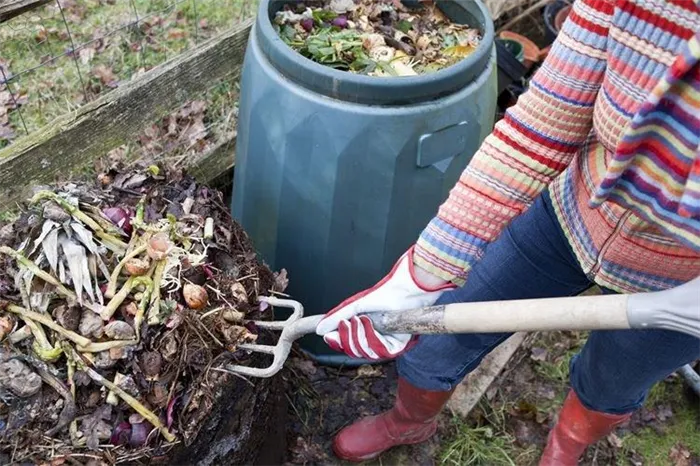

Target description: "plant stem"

left=134, top=281, right=153, bottom=340
left=23, top=316, right=52, bottom=349
left=105, top=244, right=147, bottom=298
left=6, top=304, right=92, bottom=347
left=63, top=346, right=83, bottom=446
left=101, top=275, right=152, bottom=320
left=77, top=339, right=137, bottom=353
left=106, top=372, right=125, bottom=406
left=9, top=325, right=33, bottom=343
left=31, top=191, right=128, bottom=253
left=147, top=260, right=165, bottom=325
left=72, top=348, right=176, bottom=443
left=204, top=218, right=214, bottom=239
left=100, top=278, right=136, bottom=320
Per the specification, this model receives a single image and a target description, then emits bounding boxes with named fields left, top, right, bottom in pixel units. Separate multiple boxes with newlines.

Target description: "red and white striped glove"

left=315, top=247, right=455, bottom=360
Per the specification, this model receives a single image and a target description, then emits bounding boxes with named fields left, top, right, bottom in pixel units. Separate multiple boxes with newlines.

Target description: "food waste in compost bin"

left=0, top=165, right=289, bottom=464
left=274, top=0, right=482, bottom=76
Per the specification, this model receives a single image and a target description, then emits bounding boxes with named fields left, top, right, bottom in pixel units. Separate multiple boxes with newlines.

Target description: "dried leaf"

left=607, top=432, right=623, bottom=449
left=669, top=443, right=692, bottom=466
left=104, top=320, right=135, bottom=340
left=42, top=228, right=60, bottom=274
left=291, top=358, right=317, bottom=376
left=92, top=65, right=118, bottom=88
left=58, top=259, right=66, bottom=284
left=329, top=0, right=357, bottom=14
left=530, top=347, right=548, bottom=362
left=167, top=28, right=187, bottom=39
left=140, top=351, right=162, bottom=378
left=82, top=405, right=112, bottom=450
left=515, top=399, right=538, bottom=420
left=53, top=305, right=81, bottom=331
left=230, top=282, right=247, bottom=302
left=113, top=172, right=148, bottom=190
left=357, top=364, right=382, bottom=378
left=657, top=404, right=673, bottom=422
left=79, top=47, right=96, bottom=65
left=59, top=234, right=92, bottom=303
left=0, top=359, right=42, bottom=397
left=79, top=309, right=104, bottom=338
left=88, top=254, right=104, bottom=305
left=513, top=419, right=538, bottom=446
left=290, top=437, right=328, bottom=464
left=43, top=201, right=71, bottom=223
left=273, top=268, right=289, bottom=293
left=32, top=220, right=59, bottom=256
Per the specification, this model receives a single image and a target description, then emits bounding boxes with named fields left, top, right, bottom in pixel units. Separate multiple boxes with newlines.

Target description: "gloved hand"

left=315, top=246, right=456, bottom=360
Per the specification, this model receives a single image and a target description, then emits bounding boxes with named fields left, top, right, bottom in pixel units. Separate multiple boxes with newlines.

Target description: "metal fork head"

left=223, top=296, right=307, bottom=378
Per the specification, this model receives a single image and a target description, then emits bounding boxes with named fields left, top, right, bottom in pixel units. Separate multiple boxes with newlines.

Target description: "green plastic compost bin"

left=232, top=0, right=498, bottom=366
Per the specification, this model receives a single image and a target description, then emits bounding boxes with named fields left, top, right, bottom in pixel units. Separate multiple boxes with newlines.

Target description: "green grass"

left=440, top=422, right=518, bottom=466
left=0, top=0, right=257, bottom=145
left=618, top=379, right=700, bottom=466
left=439, top=399, right=539, bottom=466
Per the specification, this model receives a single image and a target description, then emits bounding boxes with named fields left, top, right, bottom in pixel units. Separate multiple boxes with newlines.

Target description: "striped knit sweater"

left=414, top=0, right=700, bottom=293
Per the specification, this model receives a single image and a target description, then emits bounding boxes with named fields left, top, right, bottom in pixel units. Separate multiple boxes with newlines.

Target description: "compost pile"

left=274, top=0, right=481, bottom=76
left=0, top=165, right=286, bottom=464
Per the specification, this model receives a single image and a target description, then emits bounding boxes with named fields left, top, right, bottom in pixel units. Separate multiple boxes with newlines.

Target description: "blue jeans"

left=398, top=191, right=700, bottom=415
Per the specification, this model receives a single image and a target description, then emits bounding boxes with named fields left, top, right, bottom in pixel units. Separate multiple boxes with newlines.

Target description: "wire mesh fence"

left=0, top=0, right=257, bottom=207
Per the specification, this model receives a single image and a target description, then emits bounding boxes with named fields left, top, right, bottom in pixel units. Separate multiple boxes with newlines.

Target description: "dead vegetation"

left=0, top=162, right=286, bottom=464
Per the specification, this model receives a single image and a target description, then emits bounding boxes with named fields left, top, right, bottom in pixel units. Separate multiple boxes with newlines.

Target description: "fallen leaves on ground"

left=669, top=443, right=692, bottom=466
left=357, top=364, right=383, bottom=378
left=290, top=358, right=317, bottom=377
left=92, top=65, right=119, bottom=88
left=0, top=85, right=28, bottom=142
left=289, top=437, right=328, bottom=464
left=529, top=347, right=548, bottom=362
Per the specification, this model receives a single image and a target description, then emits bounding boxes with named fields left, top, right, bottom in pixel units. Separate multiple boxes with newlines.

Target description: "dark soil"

left=283, top=332, right=700, bottom=466
left=282, top=355, right=450, bottom=466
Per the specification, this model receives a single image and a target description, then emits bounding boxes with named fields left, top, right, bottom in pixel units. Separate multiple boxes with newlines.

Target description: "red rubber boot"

left=333, top=377, right=454, bottom=462
left=539, top=390, right=633, bottom=466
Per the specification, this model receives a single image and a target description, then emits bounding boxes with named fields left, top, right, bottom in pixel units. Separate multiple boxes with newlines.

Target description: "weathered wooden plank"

left=447, top=332, right=527, bottom=417
left=0, top=19, right=253, bottom=205
left=0, top=0, right=51, bottom=23
left=189, top=133, right=237, bottom=187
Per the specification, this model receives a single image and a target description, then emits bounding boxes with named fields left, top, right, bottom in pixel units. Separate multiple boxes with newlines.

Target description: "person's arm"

left=414, top=0, right=615, bottom=285
left=316, top=0, right=616, bottom=360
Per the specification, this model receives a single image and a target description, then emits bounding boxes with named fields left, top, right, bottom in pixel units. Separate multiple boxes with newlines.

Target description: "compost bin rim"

left=255, top=0, right=495, bottom=105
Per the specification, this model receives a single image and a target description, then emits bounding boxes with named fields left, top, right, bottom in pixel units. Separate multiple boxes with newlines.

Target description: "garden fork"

left=225, top=277, right=700, bottom=378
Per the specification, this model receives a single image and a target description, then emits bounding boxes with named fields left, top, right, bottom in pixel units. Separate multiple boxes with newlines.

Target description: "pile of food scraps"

left=273, top=0, right=481, bottom=76
left=0, top=165, right=288, bottom=464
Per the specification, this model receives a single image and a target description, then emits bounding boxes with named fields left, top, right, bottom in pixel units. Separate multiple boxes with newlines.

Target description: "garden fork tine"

left=225, top=296, right=324, bottom=378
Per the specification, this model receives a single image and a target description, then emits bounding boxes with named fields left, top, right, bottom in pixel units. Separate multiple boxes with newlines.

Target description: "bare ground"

left=282, top=332, right=700, bottom=466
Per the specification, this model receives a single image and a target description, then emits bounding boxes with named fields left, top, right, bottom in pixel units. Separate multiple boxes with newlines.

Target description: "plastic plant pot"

left=496, top=38, right=524, bottom=63
left=499, top=31, right=540, bottom=69
left=543, top=0, right=570, bottom=45
left=555, top=5, right=572, bottom=31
